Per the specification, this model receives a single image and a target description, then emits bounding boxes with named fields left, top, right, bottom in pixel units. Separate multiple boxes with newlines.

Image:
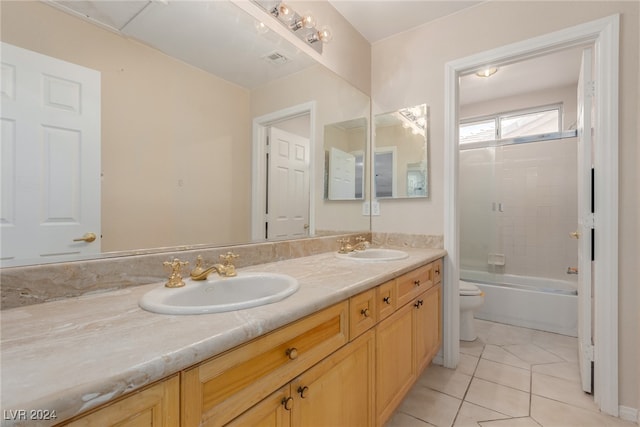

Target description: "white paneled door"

left=267, top=127, right=310, bottom=240
left=328, top=147, right=356, bottom=200
left=1, top=42, right=101, bottom=266
left=576, top=46, right=594, bottom=394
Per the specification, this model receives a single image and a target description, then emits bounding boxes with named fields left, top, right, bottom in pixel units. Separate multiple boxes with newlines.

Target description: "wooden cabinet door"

left=226, top=387, right=291, bottom=427
left=63, top=375, right=179, bottom=427
left=291, top=330, right=375, bottom=427
left=375, top=303, right=414, bottom=426
left=350, top=289, right=377, bottom=340
left=413, top=284, right=442, bottom=374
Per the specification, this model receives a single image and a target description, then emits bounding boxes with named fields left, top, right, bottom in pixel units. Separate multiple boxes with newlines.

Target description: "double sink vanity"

left=1, top=243, right=445, bottom=427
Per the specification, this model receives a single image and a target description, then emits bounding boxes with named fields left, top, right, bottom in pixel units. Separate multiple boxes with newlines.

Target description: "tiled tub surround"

left=1, top=247, right=446, bottom=426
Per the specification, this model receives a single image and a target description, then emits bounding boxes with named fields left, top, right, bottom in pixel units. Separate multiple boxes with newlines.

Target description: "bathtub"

left=460, top=270, right=578, bottom=337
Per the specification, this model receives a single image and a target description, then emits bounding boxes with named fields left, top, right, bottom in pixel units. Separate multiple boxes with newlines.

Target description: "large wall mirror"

left=373, top=104, right=429, bottom=199
left=0, top=0, right=370, bottom=267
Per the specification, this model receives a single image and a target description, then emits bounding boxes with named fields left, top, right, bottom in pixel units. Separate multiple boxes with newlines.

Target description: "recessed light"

left=476, top=67, right=498, bottom=78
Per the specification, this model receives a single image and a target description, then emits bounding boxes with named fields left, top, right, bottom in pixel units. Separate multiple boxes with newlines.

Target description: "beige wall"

left=288, top=0, right=371, bottom=96
left=372, top=0, right=639, bottom=411
left=1, top=1, right=252, bottom=252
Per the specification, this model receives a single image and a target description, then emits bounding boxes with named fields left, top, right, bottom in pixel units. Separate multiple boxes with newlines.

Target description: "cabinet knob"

left=435, top=267, right=440, bottom=274
left=414, top=279, right=421, bottom=286
left=383, top=296, right=391, bottom=305
left=361, top=308, right=370, bottom=318
left=282, top=396, right=294, bottom=410
left=414, top=299, right=424, bottom=308
left=298, top=386, right=309, bottom=399
left=286, top=347, right=299, bottom=360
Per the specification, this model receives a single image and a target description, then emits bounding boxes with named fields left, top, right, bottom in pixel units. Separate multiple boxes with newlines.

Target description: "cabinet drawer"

left=376, top=279, right=396, bottom=321
left=62, top=375, right=180, bottom=427
left=433, top=259, right=443, bottom=284
left=350, top=289, right=377, bottom=339
left=396, top=264, right=433, bottom=308
left=182, top=302, right=348, bottom=427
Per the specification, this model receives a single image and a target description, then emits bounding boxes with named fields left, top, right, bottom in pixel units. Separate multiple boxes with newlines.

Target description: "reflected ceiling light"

left=256, top=1, right=332, bottom=54
left=476, top=67, right=498, bottom=78
left=255, top=21, right=269, bottom=34
left=397, top=104, right=427, bottom=137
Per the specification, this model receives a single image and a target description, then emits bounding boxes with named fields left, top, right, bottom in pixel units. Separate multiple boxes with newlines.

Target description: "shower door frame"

left=443, top=15, right=619, bottom=415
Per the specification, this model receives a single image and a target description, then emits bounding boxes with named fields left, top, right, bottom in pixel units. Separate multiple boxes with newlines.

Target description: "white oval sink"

left=336, top=248, right=409, bottom=262
left=139, top=272, right=299, bottom=315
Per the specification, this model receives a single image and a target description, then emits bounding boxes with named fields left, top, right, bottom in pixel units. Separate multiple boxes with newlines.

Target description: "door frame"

left=251, top=102, right=316, bottom=241
left=443, top=15, right=619, bottom=415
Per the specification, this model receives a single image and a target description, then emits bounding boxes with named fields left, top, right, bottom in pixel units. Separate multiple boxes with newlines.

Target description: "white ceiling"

left=328, top=0, right=482, bottom=43
left=48, top=0, right=317, bottom=89
left=48, top=0, right=585, bottom=104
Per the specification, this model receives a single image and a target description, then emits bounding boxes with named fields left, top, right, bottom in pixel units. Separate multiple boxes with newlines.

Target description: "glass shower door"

left=459, top=146, right=501, bottom=284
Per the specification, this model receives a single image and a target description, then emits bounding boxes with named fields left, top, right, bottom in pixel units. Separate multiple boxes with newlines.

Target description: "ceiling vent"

left=262, top=51, right=291, bottom=65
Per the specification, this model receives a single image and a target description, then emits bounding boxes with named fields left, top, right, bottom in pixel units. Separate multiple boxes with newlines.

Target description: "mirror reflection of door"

left=328, top=147, right=356, bottom=199
left=323, top=118, right=367, bottom=200
left=374, top=148, right=397, bottom=198
left=1, top=42, right=101, bottom=266
left=266, top=126, right=310, bottom=240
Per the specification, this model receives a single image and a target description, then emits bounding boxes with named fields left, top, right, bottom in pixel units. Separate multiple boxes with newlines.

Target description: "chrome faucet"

left=190, top=252, right=239, bottom=280
left=337, top=236, right=370, bottom=254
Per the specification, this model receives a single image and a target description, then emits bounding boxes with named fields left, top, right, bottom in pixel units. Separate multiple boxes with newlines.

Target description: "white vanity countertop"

left=0, top=248, right=446, bottom=426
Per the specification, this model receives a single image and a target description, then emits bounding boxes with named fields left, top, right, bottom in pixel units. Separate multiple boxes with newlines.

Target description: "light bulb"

left=301, top=12, right=316, bottom=29
left=307, top=25, right=332, bottom=44
left=277, top=2, right=295, bottom=23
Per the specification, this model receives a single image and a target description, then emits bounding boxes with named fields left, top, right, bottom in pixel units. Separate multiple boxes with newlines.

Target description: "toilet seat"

left=460, top=280, right=482, bottom=296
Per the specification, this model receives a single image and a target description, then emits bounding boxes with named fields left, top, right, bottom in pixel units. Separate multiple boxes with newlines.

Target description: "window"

left=460, top=105, right=561, bottom=145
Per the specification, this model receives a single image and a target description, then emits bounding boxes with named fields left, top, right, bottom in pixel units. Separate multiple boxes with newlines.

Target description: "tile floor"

left=386, top=319, right=636, bottom=427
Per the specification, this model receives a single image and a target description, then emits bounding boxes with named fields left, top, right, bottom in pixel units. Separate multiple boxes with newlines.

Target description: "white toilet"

left=459, top=281, right=485, bottom=341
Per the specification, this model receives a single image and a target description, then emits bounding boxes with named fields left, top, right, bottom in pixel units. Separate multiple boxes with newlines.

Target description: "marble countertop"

left=0, top=248, right=446, bottom=426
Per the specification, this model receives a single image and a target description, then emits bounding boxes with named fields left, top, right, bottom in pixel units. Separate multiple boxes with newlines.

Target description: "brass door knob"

left=73, top=232, right=97, bottom=243
left=570, top=231, right=581, bottom=239
left=286, top=347, right=299, bottom=360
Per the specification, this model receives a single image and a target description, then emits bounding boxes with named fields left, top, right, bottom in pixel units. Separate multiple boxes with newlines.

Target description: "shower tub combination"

left=461, top=269, right=578, bottom=337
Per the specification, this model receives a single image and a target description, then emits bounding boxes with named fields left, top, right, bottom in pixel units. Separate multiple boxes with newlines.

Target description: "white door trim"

left=443, top=14, right=619, bottom=415
left=251, top=101, right=316, bottom=241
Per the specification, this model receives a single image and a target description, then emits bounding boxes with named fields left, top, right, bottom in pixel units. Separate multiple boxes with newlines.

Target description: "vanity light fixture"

left=476, top=67, right=498, bottom=78
left=255, top=1, right=332, bottom=54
